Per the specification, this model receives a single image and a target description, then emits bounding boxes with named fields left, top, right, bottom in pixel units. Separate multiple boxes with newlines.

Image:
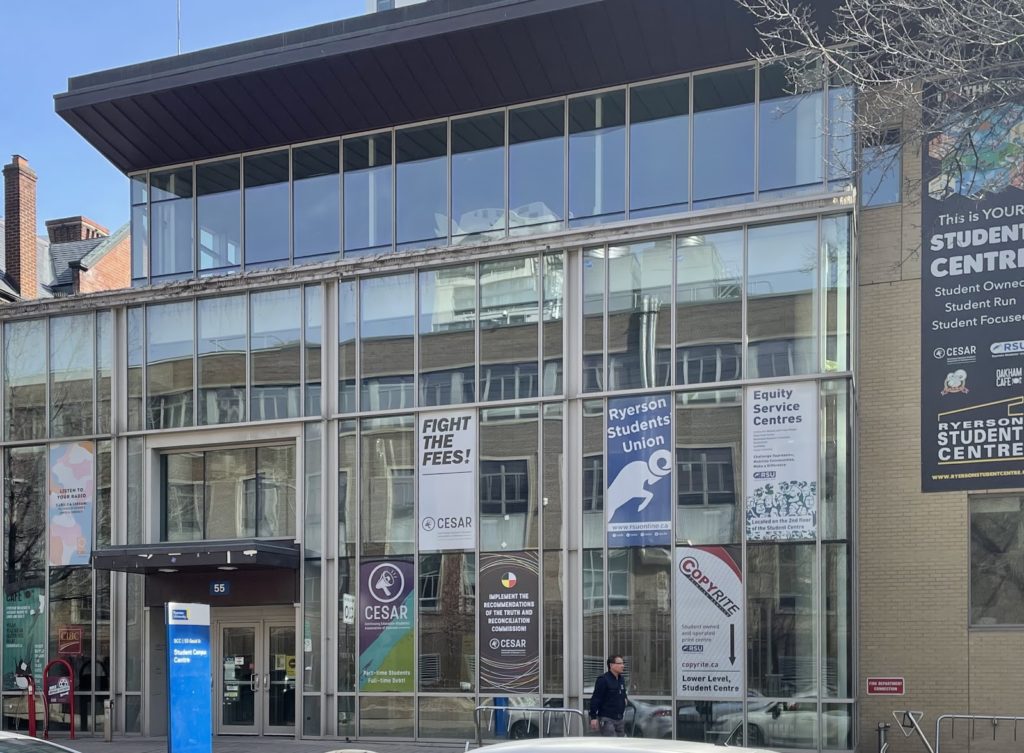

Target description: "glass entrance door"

left=217, top=620, right=296, bottom=736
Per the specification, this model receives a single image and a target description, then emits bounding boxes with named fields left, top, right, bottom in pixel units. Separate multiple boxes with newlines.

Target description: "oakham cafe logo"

left=941, top=369, right=970, bottom=395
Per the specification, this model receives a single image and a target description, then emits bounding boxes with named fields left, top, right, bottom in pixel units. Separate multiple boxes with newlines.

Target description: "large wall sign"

left=745, top=383, right=818, bottom=541
left=606, top=394, right=673, bottom=547
left=2, top=587, right=45, bottom=691
left=479, top=551, right=539, bottom=693
left=166, top=602, right=212, bottom=753
left=922, top=102, right=1024, bottom=491
left=419, top=410, right=476, bottom=550
left=675, top=547, right=743, bottom=698
left=359, top=558, right=414, bottom=691
left=48, top=441, right=94, bottom=566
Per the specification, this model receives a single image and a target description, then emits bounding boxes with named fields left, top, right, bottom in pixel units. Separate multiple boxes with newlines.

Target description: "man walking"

left=589, top=654, right=628, bottom=736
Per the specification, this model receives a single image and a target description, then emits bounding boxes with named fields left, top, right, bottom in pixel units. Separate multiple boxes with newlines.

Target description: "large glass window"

left=244, top=150, right=290, bottom=268
left=822, top=215, right=851, bottom=373
left=480, top=408, right=538, bottom=551
left=509, top=102, right=564, bottom=234
left=569, top=90, right=626, bottom=226
left=676, top=230, right=743, bottom=385
left=338, top=280, right=357, bottom=414
left=480, top=257, right=539, bottom=402
left=305, top=285, right=322, bottom=416
left=418, top=552, right=475, bottom=691
left=294, top=142, right=340, bottom=260
left=607, top=548, right=672, bottom=695
left=396, top=123, right=447, bottom=250
left=196, top=160, right=240, bottom=273
left=860, top=128, right=901, bottom=207
left=5, top=319, right=46, bottom=441
left=360, top=274, right=415, bottom=411
left=48, top=568, right=94, bottom=694
left=197, top=295, right=246, bottom=425
left=630, top=78, right=689, bottom=218
left=451, top=112, right=505, bottom=242
left=50, top=314, right=94, bottom=438
left=344, top=132, right=392, bottom=255
left=127, top=307, right=144, bottom=432
left=693, top=68, right=755, bottom=208
left=151, top=166, right=194, bottom=279
left=360, top=415, right=415, bottom=555
left=758, top=63, right=825, bottom=196
left=542, top=253, right=565, bottom=397
left=971, top=496, right=1024, bottom=625
left=97, top=311, right=113, bottom=435
left=251, top=288, right=301, bottom=421
left=147, top=302, right=194, bottom=429
left=419, top=266, right=476, bottom=406
left=130, top=175, right=148, bottom=283
left=162, top=444, right=295, bottom=541
left=747, top=220, right=818, bottom=378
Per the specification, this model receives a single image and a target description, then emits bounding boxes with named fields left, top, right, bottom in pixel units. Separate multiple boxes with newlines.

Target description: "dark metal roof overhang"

left=55, top=0, right=839, bottom=174
left=91, top=539, right=301, bottom=574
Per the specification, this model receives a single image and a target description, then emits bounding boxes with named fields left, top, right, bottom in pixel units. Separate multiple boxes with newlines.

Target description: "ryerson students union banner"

left=922, top=100, right=1024, bottom=491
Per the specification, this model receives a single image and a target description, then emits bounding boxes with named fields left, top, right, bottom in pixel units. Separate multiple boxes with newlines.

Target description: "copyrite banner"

left=922, top=100, right=1024, bottom=491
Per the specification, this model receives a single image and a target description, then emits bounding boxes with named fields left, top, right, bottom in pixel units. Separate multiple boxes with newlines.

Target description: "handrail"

left=936, top=713, right=1024, bottom=753
left=473, top=704, right=586, bottom=748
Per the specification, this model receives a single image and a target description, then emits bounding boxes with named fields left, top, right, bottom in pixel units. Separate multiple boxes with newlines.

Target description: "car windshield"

left=0, top=741, right=71, bottom=753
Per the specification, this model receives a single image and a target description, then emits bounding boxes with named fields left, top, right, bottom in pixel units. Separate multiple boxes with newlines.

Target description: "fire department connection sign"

left=418, top=410, right=476, bottom=550
left=922, top=99, right=1024, bottom=491
left=675, top=547, right=743, bottom=698
left=745, top=382, right=817, bottom=540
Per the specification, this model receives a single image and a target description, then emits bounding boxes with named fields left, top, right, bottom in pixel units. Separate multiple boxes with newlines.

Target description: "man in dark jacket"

left=589, top=654, right=628, bottom=736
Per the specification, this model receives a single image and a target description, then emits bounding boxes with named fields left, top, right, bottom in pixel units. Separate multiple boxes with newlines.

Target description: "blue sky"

left=1, top=1, right=364, bottom=234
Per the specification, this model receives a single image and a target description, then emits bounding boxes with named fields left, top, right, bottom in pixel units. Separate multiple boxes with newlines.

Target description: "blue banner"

left=166, top=603, right=212, bottom=753
left=606, top=394, right=673, bottom=546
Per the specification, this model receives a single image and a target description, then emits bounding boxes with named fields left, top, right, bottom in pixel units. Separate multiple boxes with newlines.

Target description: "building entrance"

left=214, top=610, right=295, bottom=736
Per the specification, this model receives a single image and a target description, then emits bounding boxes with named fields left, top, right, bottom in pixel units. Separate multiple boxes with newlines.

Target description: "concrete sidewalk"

left=47, top=736, right=471, bottom=753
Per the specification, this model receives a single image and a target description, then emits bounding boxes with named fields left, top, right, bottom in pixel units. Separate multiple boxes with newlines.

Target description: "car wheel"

left=509, top=721, right=537, bottom=739
left=746, top=724, right=765, bottom=746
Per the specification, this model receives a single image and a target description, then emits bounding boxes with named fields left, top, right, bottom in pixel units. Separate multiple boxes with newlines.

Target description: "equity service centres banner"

left=606, top=394, right=672, bottom=547
left=922, top=99, right=1024, bottom=491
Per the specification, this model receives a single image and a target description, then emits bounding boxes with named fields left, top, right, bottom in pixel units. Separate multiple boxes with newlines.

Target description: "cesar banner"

left=745, top=383, right=817, bottom=541
left=922, top=100, right=1024, bottom=491
left=359, top=558, right=414, bottom=691
left=166, top=602, right=212, bottom=753
left=675, top=547, right=743, bottom=698
left=479, top=551, right=539, bottom=693
left=419, top=410, right=476, bottom=550
left=606, top=394, right=673, bottom=547
left=48, top=441, right=94, bottom=566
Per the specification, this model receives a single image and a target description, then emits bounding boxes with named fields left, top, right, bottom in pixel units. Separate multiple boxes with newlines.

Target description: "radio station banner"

left=922, top=99, right=1024, bottom=491
left=359, top=558, right=414, bottom=692
left=419, top=410, right=476, bottom=550
left=675, top=547, right=743, bottom=699
left=166, top=602, right=212, bottom=753
left=48, top=441, right=94, bottom=566
left=479, top=551, right=539, bottom=693
left=745, top=383, right=818, bottom=541
left=606, top=394, right=673, bottom=547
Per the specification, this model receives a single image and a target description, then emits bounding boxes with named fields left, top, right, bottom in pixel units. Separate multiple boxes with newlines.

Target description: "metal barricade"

left=473, top=704, right=586, bottom=748
left=886, top=710, right=1024, bottom=753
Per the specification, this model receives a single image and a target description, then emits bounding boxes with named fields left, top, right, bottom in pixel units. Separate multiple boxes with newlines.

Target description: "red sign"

left=867, top=677, right=905, bottom=695
left=57, top=627, right=83, bottom=656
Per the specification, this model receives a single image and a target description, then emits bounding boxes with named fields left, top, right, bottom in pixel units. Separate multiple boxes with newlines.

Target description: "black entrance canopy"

left=91, top=539, right=301, bottom=574
left=55, top=0, right=839, bottom=174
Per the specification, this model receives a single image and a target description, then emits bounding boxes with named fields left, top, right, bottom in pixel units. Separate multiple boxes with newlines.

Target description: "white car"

left=480, top=736, right=780, bottom=753
left=710, top=698, right=850, bottom=748
left=0, top=731, right=82, bottom=753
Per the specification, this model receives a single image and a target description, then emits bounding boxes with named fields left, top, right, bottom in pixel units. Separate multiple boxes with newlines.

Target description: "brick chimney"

left=3, top=155, right=38, bottom=299
left=45, top=216, right=109, bottom=243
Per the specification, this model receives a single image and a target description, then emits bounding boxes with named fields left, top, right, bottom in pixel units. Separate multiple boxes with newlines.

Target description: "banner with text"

left=922, top=100, right=1024, bottom=491
left=745, top=383, right=818, bottom=540
left=359, top=558, right=414, bottom=691
left=3, top=587, right=45, bottom=691
left=48, top=441, right=94, bottom=566
left=675, top=546, right=743, bottom=699
left=166, top=602, right=212, bottom=753
left=606, top=394, right=673, bottom=547
left=419, top=410, right=476, bottom=550
left=479, top=551, right=539, bottom=693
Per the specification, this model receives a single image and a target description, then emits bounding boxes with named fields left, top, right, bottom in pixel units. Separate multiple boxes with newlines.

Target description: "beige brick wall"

left=856, top=141, right=1024, bottom=752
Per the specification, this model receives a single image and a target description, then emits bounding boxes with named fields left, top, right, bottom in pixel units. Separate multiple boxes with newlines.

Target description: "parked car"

left=676, top=691, right=767, bottom=741
left=709, top=697, right=850, bottom=748
left=480, top=736, right=779, bottom=753
left=503, top=699, right=673, bottom=740
left=626, top=700, right=673, bottom=739
left=0, top=731, right=83, bottom=752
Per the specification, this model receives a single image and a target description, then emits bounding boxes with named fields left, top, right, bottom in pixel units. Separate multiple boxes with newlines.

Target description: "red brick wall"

left=3, top=155, right=38, bottom=299
left=75, top=233, right=130, bottom=294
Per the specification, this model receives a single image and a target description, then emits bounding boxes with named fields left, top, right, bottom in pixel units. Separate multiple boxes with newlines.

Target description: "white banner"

left=418, top=410, right=476, bottom=550
left=675, top=547, right=743, bottom=698
left=745, top=382, right=818, bottom=541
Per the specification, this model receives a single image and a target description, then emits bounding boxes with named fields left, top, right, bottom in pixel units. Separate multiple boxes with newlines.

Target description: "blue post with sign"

left=165, top=603, right=212, bottom=753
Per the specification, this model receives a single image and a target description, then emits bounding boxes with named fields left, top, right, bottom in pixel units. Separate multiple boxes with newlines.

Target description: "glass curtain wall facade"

left=7, top=61, right=854, bottom=749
